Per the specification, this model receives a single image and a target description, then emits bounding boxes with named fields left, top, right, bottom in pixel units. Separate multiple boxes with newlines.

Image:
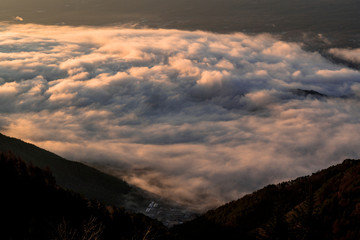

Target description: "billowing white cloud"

left=1, top=23, right=360, bottom=211
left=329, top=48, right=360, bottom=64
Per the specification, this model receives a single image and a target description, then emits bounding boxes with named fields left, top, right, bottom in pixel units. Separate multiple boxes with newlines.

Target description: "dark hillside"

left=172, top=159, right=360, bottom=240
left=0, top=133, right=149, bottom=211
left=0, top=133, right=197, bottom=226
left=0, top=151, right=169, bottom=239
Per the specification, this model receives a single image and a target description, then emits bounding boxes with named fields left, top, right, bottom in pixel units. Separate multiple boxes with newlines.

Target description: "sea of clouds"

left=1, top=23, right=360, bottom=210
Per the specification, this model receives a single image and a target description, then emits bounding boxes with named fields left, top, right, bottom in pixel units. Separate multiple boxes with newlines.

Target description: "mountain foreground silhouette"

left=172, top=159, right=360, bottom=239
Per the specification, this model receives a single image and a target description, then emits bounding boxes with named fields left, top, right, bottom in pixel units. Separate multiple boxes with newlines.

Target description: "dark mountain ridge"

left=0, top=133, right=143, bottom=210
left=0, top=151, right=169, bottom=239
left=0, top=133, right=196, bottom=225
left=172, top=159, right=360, bottom=239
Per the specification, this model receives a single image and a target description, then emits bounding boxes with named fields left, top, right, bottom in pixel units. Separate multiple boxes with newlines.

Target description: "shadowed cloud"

left=1, top=23, right=360, bottom=211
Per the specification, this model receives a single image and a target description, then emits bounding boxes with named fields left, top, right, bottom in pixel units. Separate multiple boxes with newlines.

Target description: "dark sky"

left=1, top=0, right=360, bottom=37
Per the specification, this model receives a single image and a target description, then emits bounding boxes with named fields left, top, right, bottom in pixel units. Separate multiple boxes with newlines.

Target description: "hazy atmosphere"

left=1, top=23, right=360, bottom=210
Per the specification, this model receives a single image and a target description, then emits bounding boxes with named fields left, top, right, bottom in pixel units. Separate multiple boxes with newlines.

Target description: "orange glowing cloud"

left=0, top=23, right=360, bottom=210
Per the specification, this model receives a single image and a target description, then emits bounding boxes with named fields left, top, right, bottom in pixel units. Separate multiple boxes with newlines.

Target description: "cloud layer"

left=329, top=48, right=360, bottom=64
left=1, top=23, right=360, bottom=210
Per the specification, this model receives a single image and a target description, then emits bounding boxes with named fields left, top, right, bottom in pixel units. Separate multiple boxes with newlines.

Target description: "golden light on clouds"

left=1, top=23, right=360, bottom=210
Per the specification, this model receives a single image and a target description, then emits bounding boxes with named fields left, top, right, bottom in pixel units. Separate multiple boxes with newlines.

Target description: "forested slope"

left=0, top=151, right=169, bottom=239
left=0, top=133, right=150, bottom=211
left=172, top=159, right=360, bottom=240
